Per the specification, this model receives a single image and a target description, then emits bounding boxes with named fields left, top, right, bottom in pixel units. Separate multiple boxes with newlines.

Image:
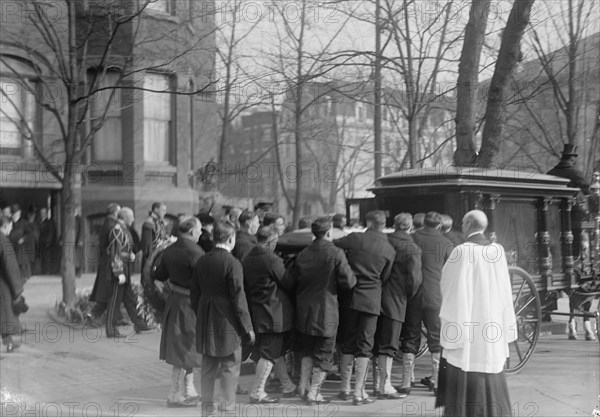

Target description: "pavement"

left=0, top=274, right=599, bottom=417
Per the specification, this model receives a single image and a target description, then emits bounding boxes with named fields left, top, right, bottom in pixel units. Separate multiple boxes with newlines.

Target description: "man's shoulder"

left=180, top=238, right=205, bottom=256
left=389, top=232, right=419, bottom=250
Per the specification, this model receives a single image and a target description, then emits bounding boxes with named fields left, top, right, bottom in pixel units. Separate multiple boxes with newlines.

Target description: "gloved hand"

left=129, top=252, right=136, bottom=262
left=118, top=274, right=126, bottom=285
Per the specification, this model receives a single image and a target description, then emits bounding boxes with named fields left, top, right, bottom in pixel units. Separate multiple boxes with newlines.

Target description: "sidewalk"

left=1, top=275, right=597, bottom=416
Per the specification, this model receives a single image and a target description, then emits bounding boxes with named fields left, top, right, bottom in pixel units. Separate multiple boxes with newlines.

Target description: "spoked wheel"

left=506, top=266, right=542, bottom=374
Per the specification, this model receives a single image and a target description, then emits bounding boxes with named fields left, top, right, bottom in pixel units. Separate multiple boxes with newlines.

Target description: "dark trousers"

left=106, top=280, right=143, bottom=334
left=299, top=333, right=336, bottom=371
left=341, top=309, right=378, bottom=357
left=401, top=291, right=423, bottom=355
left=375, top=315, right=403, bottom=357
left=201, top=347, right=241, bottom=406
left=252, top=332, right=290, bottom=363
left=422, top=308, right=441, bottom=353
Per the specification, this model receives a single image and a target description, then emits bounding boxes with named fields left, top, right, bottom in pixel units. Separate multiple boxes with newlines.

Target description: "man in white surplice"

left=436, top=210, right=517, bottom=417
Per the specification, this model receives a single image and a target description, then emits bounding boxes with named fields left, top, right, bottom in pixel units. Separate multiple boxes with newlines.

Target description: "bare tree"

left=496, top=0, right=599, bottom=176
left=0, top=0, right=215, bottom=311
left=214, top=0, right=265, bottom=166
left=453, top=0, right=492, bottom=166
left=476, top=0, right=536, bottom=167
left=259, top=0, right=356, bottom=227
left=381, top=0, right=463, bottom=169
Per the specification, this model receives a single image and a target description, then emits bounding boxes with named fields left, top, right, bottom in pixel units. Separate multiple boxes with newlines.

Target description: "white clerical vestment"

left=439, top=238, right=517, bottom=374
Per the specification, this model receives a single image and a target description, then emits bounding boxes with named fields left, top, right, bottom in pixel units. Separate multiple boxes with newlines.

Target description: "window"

left=91, top=71, right=122, bottom=162
left=146, top=0, right=173, bottom=14
left=144, top=73, right=173, bottom=163
left=0, top=58, right=37, bottom=157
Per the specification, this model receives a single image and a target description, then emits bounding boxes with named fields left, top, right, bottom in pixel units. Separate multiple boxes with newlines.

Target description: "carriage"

left=277, top=166, right=600, bottom=374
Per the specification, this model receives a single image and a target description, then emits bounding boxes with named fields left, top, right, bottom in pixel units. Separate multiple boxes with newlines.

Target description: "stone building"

left=0, top=0, right=218, bottom=272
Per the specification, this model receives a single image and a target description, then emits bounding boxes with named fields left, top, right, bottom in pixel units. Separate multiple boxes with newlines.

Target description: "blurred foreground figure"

left=155, top=217, right=204, bottom=408
left=1, top=216, right=26, bottom=352
left=437, top=210, right=516, bottom=417
left=191, top=222, right=255, bottom=414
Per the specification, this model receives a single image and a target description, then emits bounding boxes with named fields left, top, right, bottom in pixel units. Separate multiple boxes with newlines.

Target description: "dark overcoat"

left=334, top=229, right=395, bottom=315
left=198, top=230, right=215, bottom=253
left=412, top=227, right=454, bottom=310
left=155, top=237, right=204, bottom=368
left=232, top=231, right=256, bottom=262
left=444, top=229, right=466, bottom=247
left=282, top=239, right=356, bottom=337
left=1, top=234, right=24, bottom=336
left=242, top=246, right=294, bottom=334
left=190, top=248, right=253, bottom=357
left=385, top=230, right=423, bottom=322
left=89, top=215, right=118, bottom=303
left=9, top=218, right=32, bottom=279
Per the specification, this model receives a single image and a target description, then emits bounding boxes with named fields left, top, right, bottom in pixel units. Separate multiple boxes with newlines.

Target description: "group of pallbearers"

left=154, top=205, right=517, bottom=417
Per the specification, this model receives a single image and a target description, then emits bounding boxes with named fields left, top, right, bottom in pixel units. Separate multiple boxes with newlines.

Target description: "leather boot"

left=338, top=354, right=354, bottom=400
left=352, top=357, right=375, bottom=405
left=184, top=371, right=200, bottom=403
left=431, top=352, right=441, bottom=395
left=584, top=321, right=597, bottom=341
left=372, top=356, right=380, bottom=396
left=305, top=367, right=330, bottom=405
left=568, top=320, right=578, bottom=340
left=249, top=358, right=279, bottom=404
left=298, top=356, right=313, bottom=400
left=396, top=353, right=415, bottom=395
left=274, top=356, right=297, bottom=396
left=378, top=355, right=405, bottom=399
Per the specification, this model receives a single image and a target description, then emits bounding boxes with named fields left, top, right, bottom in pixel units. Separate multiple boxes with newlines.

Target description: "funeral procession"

left=0, top=0, right=599, bottom=416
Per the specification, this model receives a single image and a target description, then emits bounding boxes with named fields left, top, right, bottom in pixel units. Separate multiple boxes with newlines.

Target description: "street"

left=1, top=275, right=598, bottom=417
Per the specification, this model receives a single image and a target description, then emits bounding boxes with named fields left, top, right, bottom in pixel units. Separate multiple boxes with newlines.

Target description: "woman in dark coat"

left=1, top=215, right=25, bottom=352
left=154, top=217, right=204, bottom=408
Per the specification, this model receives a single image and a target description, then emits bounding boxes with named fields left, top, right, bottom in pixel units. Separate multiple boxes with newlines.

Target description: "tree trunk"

left=292, top=83, right=303, bottom=229
left=477, top=0, right=536, bottom=167
left=407, top=118, right=418, bottom=168
left=454, top=0, right=491, bottom=166
left=60, top=166, right=77, bottom=308
left=291, top=0, right=307, bottom=230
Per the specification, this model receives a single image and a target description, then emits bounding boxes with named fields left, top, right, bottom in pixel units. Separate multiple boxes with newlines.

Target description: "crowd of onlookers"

left=0, top=203, right=67, bottom=279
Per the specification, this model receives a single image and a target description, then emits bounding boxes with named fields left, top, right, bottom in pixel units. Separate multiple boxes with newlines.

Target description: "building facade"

left=0, top=0, right=218, bottom=272
left=221, top=81, right=454, bottom=222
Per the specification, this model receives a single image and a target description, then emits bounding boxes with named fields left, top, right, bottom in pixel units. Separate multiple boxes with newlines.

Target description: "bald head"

left=462, top=210, right=488, bottom=236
